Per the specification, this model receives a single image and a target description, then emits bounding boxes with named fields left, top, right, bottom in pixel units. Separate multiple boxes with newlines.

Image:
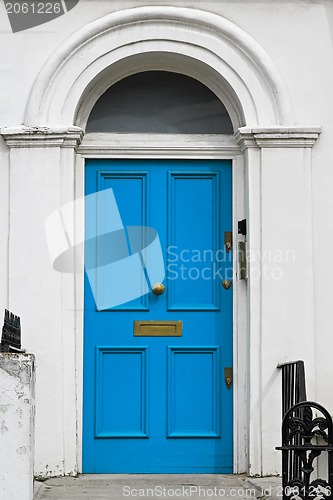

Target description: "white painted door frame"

left=76, top=132, right=248, bottom=474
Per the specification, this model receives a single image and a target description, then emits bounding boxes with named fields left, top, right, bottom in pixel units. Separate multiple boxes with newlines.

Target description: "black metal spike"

left=0, top=309, right=24, bottom=353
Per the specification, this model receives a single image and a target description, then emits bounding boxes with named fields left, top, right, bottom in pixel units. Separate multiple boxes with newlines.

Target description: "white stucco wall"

left=0, top=0, right=333, bottom=477
left=0, top=354, right=35, bottom=500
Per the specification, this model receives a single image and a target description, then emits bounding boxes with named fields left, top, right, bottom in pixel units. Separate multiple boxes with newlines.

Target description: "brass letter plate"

left=134, top=320, right=182, bottom=337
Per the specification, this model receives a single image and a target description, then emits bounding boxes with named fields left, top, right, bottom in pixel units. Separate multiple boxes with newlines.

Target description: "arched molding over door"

left=24, top=6, right=295, bottom=129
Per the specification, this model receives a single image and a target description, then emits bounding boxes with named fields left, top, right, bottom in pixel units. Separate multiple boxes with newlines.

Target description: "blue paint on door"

left=83, top=159, right=233, bottom=473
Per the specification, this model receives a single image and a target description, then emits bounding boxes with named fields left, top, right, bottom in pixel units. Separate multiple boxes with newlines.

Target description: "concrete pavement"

left=34, top=474, right=281, bottom=500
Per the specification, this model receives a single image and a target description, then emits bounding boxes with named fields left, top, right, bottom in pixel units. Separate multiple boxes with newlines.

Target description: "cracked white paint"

left=0, top=354, right=35, bottom=500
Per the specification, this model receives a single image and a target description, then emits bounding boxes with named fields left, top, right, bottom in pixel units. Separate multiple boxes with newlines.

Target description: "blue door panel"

left=95, top=347, right=148, bottom=438
left=96, top=171, right=148, bottom=311
left=168, top=172, right=220, bottom=310
left=167, top=347, right=220, bottom=437
left=83, top=159, right=233, bottom=473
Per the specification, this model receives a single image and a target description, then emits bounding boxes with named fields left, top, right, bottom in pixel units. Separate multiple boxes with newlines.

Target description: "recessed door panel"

left=95, top=347, right=148, bottom=438
left=96, top=172, right=148, bottom=311
left=167, top=347, right=220, bottom=438
left=167, top=172, right=220, bottom=310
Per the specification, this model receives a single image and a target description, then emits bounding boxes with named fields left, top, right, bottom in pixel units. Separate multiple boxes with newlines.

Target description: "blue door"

left=83, top=159, right=233, bottom=473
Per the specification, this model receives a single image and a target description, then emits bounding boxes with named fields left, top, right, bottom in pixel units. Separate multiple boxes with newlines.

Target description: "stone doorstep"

left=33, top=481, right=46, bottom=500
left=33, top=475, right=282, bottom=500
left=247, top=477, right=282, bottom=500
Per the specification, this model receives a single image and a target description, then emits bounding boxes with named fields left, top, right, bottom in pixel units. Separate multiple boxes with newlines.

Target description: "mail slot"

left=134, top=320, right=182, bottom=337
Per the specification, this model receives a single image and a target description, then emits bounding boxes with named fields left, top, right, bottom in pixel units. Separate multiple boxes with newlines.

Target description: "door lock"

left=224, top=367, right=233, bottom=390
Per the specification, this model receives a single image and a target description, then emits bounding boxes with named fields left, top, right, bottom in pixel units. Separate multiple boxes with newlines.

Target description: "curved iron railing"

left=277, top=363, right=333, bottom=500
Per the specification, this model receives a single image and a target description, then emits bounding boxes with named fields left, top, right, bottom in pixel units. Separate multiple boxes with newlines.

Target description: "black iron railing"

left=278, top=360, right=307, bottom=417
left=276, top=361, right=333, bottom=500
left=277, top=361, right=308, bottom=488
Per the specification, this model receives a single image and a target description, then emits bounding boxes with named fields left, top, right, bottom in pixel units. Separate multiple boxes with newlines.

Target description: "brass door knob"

left=152, top=283, right=165, bottom=295
left=222, top=280, right=232, bottom=290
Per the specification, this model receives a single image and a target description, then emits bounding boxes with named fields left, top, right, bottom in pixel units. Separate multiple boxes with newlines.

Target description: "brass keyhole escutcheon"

left=224, top=231, right=232, bottom=253
left=152, top=283, right=165, bottom=295
left=222, top=279, right=232, bottom=290
left=224, top=367, right=233, bottom=390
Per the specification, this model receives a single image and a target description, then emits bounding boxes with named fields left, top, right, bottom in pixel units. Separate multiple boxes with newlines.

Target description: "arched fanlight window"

left=86, top=71, right=233, bottom=134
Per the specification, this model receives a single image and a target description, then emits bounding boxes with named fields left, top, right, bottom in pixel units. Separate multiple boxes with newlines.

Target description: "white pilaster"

left=236, top=126, right=321, bottom=476
left=0, top=126, right=83, bottom=476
